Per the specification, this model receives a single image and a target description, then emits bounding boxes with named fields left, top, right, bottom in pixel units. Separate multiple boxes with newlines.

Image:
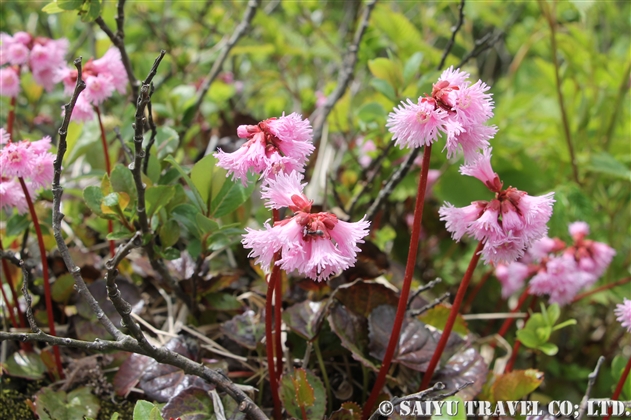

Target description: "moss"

left=0, top=389, right=36, bottom=420
left=97, top=398, right=135, bottom=420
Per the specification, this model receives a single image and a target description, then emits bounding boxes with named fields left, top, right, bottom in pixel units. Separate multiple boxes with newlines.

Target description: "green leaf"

left=431, top=396, right=466, bottom=420
left=403, top=52, right=424, bottom=86
left=516, top=328, right=539, bottom=349
left=35, top=386, right=101, bottom=420
left=612, top=356, right=631, bottom=400
left=42, top=2, right=64, bottom=13
left=3, top=351, right=48, bottom=380
left=51, top=273, right=75, bottom=303
left=546, top=303, right=560, bottom=325
left=370, top=78, right=396, bottom=102
left=102, top=192, right=120, bottom=208
left=145, top=185, right=175, bottom=218
left=58, top=0, right=83, bottom=10
left=144, top=126, right=179, bottom=160
left=110, top=163, right=137, bottom=201
left=159, top=220, right=180, bottom=248
left=588, top=152, right=631, bottom=180
left=552, top=319, right=577, bottom=331
left=368, top=58, right=403, bottom=89
left=357, top=102, right=386, bottom=123
left=6, top=213, right=31, bottom=236
left=106, top=230, right=134, bottom=240
left=83, top=186, right=105, bottom=216
left=164, top=155, right=207, bottom=213
left=81, top=0, right=101, bottom=22
left=418, top=304, right=469, bottom=336
left=190, top=154, right=229, bottom=212
left=171, top=203, right=202, bottom=239
left=280, top=369, right=326, bottom=420
left=133, top=400, right=163, bottom=420
left=538, top=342, right=559, bottom=356
left=491, top=369, right=543, bottom=403
left=210, top=174, right=256, bottom=218
left=196, top=213, right=219, bottom=235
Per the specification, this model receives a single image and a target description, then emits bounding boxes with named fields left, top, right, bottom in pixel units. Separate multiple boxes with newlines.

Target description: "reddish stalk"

left=463, top=269, right=493, bottom=313
left=265, top=261, right=282, bottom=420
left=17, top=177, right=64, bottom=379
left=7, top=96, right=16, bottom=138
left=497, top=287, right=531, bottom=339
left=0, top=241, right=25, bottom=328
left=0, top=266, right=19, bottom=328
left=604, top=356, right=631, bottom=420
left=362, top=144, right=433, bottom=419
left=94, top=105, right=116, bottom=257
left=419, top=240, right=484, bottom=391
left=572, top=277, right=631, bottom=303
left=272, top=209, right=283, bottom=381
left=504, top=296, right=537, bottom=373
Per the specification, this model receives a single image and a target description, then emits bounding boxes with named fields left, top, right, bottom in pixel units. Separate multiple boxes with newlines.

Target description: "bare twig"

left=410, top=292, right=450, bottom=317
left=437, top=0, right=466, bottom=70
left=51, top=59, right=125, bottom=341
left=367, top=382, right=446, bottom=420
left=540, top=1, right=580, bottom=185
left=365, top=148, right=420, bottom=221
left=183, top=0, right=260, bottom=139
left=130, top=51, right=196, bottom=312
left=408, top=277, right=442, bottom=309
left=20, top=262, right=40, bottom=333
left=94, top=0, right=139, bottom=100
left=311, top=0, right=377, bottom=144
left=0, top=249, right=23, bottom=268
left=142, top=83, right=157, bottom=174
left=577, top=356, right=605, bottom=420
left=114, top=127, right=133, bottom=162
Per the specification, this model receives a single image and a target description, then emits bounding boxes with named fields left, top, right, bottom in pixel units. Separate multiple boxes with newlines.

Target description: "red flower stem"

left=362, top=144, right=433, bottom=419
left=418, top=240, right=484, bottom=391
left=604, top=356, right=631, bottom=420
left=265, top=260, right=282, bottom=420
left=463, top=268, right=493, bottom=313
left=7, top=96, right=16, bottom=138
left=17, top=177, right=64, bottom=379
left=572, top=277, right=631, bottom=303
left=0, top=241, right=25, bottom=328
left=497, top=287, right=531, bottom=339
left=272, top=209, right=283, bottom=381
left=95, top=106, right=116, bottom=258
left=504, top=296, right=537, bottom=373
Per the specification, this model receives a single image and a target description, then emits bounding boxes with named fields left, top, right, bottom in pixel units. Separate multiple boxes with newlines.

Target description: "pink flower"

left=438, top=66, right=470, bottom=88
left=30, top=152, right=55, bottom=189
left=0, top=67, right=20, bottom=98
left=215, top=114, right=314, bottom=185
left=6, top=42, right=29, bottom=65
left=32, top=66, right=58, bottom=92
left=91, top=47, right=128, bottom=94
left=29, top=136, right=52, bottom=155
left=439, top=149, right=555, bottom=264
left=0, top=141, right=35, bottom=178
left=0, top=128, right=9, bottom=145
left=84, top=73, right=115, bottom=105
left=569, top=240, right=616, bottom=279
left=615, top=299, right=631, bottom=333
left=495, top=261, right=530, bottom=298
left=568, top=221, right=589, bottom=241
left=67, top=94, right=95, bottom=122
left=529, top=254, right=595, bottom=305
left=243, top=172, right=370, bottom=282
left=451, top=80, right=494, bottom=125
left=445, top=123, right=497, bottom=161
left=12, top=32, right=32, bottom=45
left=0, top=178, right=27, bottom=214
left=357, top=137, right=376, bottom=168
left=386, top=99, right=458, bottom=149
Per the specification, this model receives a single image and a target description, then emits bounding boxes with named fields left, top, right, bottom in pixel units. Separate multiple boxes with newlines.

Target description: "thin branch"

left=20, top=262, right=40, bottom=333
left=577, top=356, right=605, bottom=420
left=183, top=0, right=260, bottom=139
left=143, top=83, right=157, bottom=174
left=52, top=58, right=125, bottom=342
left=410, top=292, right=450, bottom=317
left=408, top=277, right=442, bottom=309
left=114, top=127, right=133, bottom=162
left=367, top=383, right=446, bottom=420
left=94, top=2, right=139, bottom=101
left=540, top=1, right=580, bottom=185
left=437, top=0, right=466, bottom=70
left=365, top=148, right=420, bottom=221
left=0, top=249, right=23, bottom=268
left=311, top=0, right=377, bottom=144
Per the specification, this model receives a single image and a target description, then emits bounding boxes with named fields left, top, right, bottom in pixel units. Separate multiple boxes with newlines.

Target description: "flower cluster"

left=214, top=113, right=314, bottom=184
left=386, top=66, right=497, bottom=160
left=0, top=129, right=55, bottom=213
left=57, top=48, right=128, bottom=122
left=242, top=172, right=370, bottom=282
left=439, top=148, right=555, bottom=264
left=0, top=32, right=68, bottom=96
left=615, top=299, right=631, bottom=333
left=494, top=221, right=616, bottom=305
